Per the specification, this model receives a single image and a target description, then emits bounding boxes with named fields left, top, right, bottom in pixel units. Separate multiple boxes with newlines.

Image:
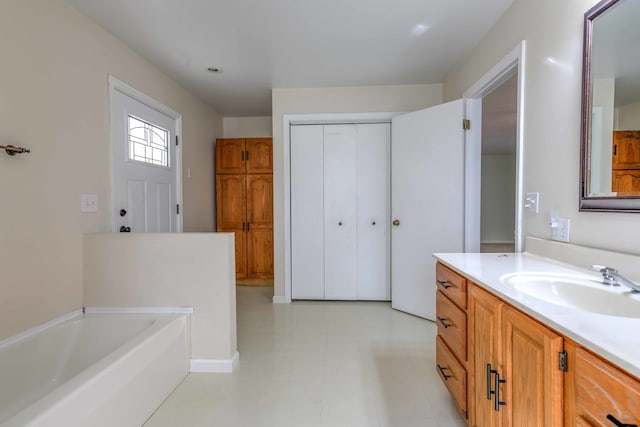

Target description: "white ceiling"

left=65, top=0, right=514, bottom=117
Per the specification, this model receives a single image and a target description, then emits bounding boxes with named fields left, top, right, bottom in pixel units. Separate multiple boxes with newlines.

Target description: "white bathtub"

left=0, top=314, right=189, bottom=427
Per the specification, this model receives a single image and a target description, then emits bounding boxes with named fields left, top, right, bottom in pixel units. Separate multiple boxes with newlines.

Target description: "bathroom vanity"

left=433, top=251, right=640, bottom=426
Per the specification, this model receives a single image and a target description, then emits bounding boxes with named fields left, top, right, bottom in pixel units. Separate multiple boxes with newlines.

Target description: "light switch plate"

left=81, top=194, right=98, bottom=213
left=524, top=192, right=539, bottom=213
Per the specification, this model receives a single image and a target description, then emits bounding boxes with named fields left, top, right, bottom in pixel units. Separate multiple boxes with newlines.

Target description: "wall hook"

left=1, top=145, right=31, bottom=156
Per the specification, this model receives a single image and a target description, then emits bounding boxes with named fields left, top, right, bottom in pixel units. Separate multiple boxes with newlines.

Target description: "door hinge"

left=176, top=204, right=180, bottom=215
left=175, top=135, right=179, bottom=146
left=558, top=350, right=568, bottom=372
left=463, top=119, right=471, bottom=130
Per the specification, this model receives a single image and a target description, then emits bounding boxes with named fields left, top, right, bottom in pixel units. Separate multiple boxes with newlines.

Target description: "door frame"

left=463, top=41, right=526, bottom=252
left=108, top=76, right=184, bottom=232
left=281, top=112, right=398, bottom=304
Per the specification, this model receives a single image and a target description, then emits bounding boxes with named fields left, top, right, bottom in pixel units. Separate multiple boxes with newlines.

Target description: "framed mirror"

left=580, top=0, right=640, bottom=212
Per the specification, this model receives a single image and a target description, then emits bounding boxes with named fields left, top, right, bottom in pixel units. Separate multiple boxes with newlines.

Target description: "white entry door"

left=112, top=89, right=179, bottom=232
left=391, top=99, right=465, bottom=320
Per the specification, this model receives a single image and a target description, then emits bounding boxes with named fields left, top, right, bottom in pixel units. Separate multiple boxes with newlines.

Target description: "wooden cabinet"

left=215, top=138, right=273, bottom=282
left=437, top=264, right=640, bottom=426
left=216, top=138, right=273, bottom=174
left=435, top=263, right=468, bottom=419
left=612, top=131, right=640, bottom=193
left=565, top=340, right=640, bottom=427
left=468, top=284, right=563, bottom=427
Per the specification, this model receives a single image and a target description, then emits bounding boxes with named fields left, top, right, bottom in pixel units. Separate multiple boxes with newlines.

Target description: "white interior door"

left=290, top=125, right=325, bottom=299
left=113, top=90, right=178, bottom=232
left=391, top=99, right=465, bottom=320
left=324, top=125, right=358, bottom=300
left=356, top=123, right=391, bottom=300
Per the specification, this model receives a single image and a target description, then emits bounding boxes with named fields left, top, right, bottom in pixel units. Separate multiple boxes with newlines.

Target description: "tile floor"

left=144, top=286, right=467, bottom=427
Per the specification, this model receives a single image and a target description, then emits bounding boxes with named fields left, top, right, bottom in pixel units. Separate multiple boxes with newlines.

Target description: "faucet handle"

left=592, top=265, right=618, bottom=274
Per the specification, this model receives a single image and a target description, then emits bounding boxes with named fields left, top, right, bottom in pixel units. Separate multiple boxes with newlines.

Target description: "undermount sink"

left=501, top=273, right=640, bottom=319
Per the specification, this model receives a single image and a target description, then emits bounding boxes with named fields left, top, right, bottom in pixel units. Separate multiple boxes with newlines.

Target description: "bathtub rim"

left=1, top=313, right=189, bottom=426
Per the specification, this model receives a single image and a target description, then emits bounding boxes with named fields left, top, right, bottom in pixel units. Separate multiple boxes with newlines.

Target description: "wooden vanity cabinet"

left=468, top=284, right=563, bottom=427
left=435, top=263, right=468, bottom=419
left=565, top=340, right=640, bottom=427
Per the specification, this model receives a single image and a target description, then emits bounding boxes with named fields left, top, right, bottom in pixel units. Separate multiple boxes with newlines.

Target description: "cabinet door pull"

left=246, top=150, right=250, bottom=161
left=494, top=371, right=506, bottom=412
left=606, top=414, right=637, bottom=427
left=247, top=222, right=250, bottom=231
left=242, top=150, right=245, bottom=161
left=437, top=316, right=452, bottom=329
left=487, top=364, right=495, bottom=401
left=437, top=364, right=451, bottom=381
left=242, top=222, right=245, bottom=232
left=437, top=280, right=452, bottom=289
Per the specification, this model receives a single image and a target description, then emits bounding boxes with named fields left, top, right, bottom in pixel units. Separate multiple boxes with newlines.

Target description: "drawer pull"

left=437, top=364, right=451, bottom=381
left=437, top=316, right=452, bottom=329
left=494, top=370, right=506, bottom=412
left=487, top=364, right=495, bottom=401
left=437, top=280, right=452, bottom=289
left=606, top=415, right=637, bottom=427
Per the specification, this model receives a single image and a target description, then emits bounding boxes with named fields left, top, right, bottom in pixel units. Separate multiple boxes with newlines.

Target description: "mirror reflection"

left=588, top=0, right=640, bottom=197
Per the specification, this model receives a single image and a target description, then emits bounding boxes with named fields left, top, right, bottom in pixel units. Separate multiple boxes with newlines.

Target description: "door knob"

left=392, top=219, right=400, bottom=226
left=119, top=226, right=131, bottom=232
left=338, top=221, right=343, bottom=226
left=119, top=209, right=127, bottom=217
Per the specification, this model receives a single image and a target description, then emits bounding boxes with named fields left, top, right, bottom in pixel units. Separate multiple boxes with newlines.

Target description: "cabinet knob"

left=392, top=219, right=400, bottom=226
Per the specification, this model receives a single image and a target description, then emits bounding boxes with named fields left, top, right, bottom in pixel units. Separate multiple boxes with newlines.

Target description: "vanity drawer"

left=436, top=262, right=467, bottom=309
left=436, top=335, right=467, bottom=417
left=436, top=290, right=467, bottom=362
left=572, top=345, right=640, bottom=426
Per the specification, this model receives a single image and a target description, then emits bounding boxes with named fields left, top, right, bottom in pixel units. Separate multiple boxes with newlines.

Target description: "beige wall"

left=271, top=84, right=443, bottom=298
left=223, top=117, right=273, bottom=138
left=444, top=0, right=640, bottom=256
left=83, top=233, right=237, bottom=361
left=0, top=0, right=221, bottom=340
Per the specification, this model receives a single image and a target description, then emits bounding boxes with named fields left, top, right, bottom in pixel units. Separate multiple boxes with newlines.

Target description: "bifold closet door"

left=291, top=125, right=325, bottom=299
left=324, top=125, right=358, bottom=300
left=356, top=123, right=391, bottom=300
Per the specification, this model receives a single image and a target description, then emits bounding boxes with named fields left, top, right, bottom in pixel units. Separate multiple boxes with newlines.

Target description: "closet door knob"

left=392, top=219, right=400, bottom=226
left=372, top=221, right=376, bottom=226
left=338, top=221, right=343, bottom=226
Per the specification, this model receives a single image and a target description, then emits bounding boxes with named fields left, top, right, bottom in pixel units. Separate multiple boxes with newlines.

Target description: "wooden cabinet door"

left=566, top=341, right=640, bottom=427
left=500, top=305, right=563, bottom=427
left=469, top=284, right=502, bottom=427
left=233, top=230, right=247, bottom=279
left=246, top=138, right=272, bottom=173
left=612, top=169, right=640, bottom=194
left=613, top=131, right=640, bottom=169
left=216, top=175, right=246, bottom=230
left=246, top=174, right=273, bottom=278
left=216, top=138, right=245, bottom=174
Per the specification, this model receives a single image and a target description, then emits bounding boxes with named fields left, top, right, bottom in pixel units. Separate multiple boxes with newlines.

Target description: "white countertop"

left=433, top=252, right=640, bottom=379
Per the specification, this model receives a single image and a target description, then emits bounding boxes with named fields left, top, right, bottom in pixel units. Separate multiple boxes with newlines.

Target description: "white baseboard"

left=272, top=296, right=291, bottom=304
left=190, top=352, right=239, bottom=373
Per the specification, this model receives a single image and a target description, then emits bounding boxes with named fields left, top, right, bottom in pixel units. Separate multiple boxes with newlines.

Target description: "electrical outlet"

left=551, top=217, right=570, bottom=243
left=81, top=194, right=98, bottom=213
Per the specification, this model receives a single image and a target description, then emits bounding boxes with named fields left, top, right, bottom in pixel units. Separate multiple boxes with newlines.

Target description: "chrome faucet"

left=593, top=265, right=640, bottom=293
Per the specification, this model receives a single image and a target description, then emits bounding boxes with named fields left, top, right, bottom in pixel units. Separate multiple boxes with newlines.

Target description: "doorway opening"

left=480, top=73, right=518, bottom=253
left=463, top=41, right=525, bottom=253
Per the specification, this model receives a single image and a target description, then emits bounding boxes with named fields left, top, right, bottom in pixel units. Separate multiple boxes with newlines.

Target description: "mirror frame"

left=580, top=0, right=640, bottom=212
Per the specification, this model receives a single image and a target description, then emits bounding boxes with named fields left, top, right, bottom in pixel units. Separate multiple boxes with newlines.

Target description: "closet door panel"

left=356, top=123, right=391, bottom=300
left=291, top=125, right=325, bottom=299
left=324, top=125, right=358, bottom=300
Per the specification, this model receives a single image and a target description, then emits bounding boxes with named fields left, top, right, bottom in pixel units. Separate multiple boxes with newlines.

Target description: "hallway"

left=145, top=286, right=466, bottom=426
